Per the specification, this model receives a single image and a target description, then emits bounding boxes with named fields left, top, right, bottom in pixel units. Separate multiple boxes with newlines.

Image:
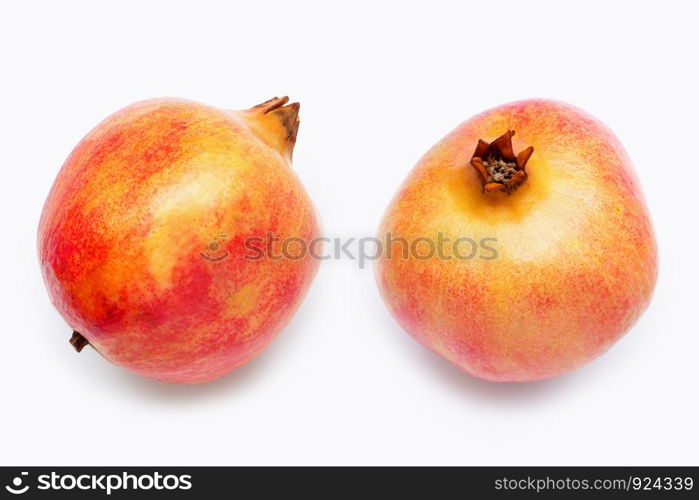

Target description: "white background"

left=1, top=0, right=697, bottom=466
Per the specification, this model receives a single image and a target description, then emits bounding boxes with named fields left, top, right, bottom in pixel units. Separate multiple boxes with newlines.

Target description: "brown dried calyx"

left=470, top=130, right=534, bottom=194
left=250, top=96, right=300, bottom=154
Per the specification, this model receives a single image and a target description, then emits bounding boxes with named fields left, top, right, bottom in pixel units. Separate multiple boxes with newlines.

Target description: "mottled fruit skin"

left=377, top=99, right=657, bottom=382
left=39, top=97, right=319, bottom=383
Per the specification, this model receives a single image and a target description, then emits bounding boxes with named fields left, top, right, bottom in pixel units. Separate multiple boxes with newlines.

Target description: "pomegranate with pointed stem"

left=39, top=97, right=320, bottom=384
left=376, top=99, right=657, bottom=382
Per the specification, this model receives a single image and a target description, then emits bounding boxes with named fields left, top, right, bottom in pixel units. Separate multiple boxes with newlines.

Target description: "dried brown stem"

left=69, top=331, right=89, bottom=353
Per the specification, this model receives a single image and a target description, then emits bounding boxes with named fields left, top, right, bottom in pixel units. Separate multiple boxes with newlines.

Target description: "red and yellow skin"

left=38, top=97, right=320, bottom=384
left=377, top=99, right=657, bottom=382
